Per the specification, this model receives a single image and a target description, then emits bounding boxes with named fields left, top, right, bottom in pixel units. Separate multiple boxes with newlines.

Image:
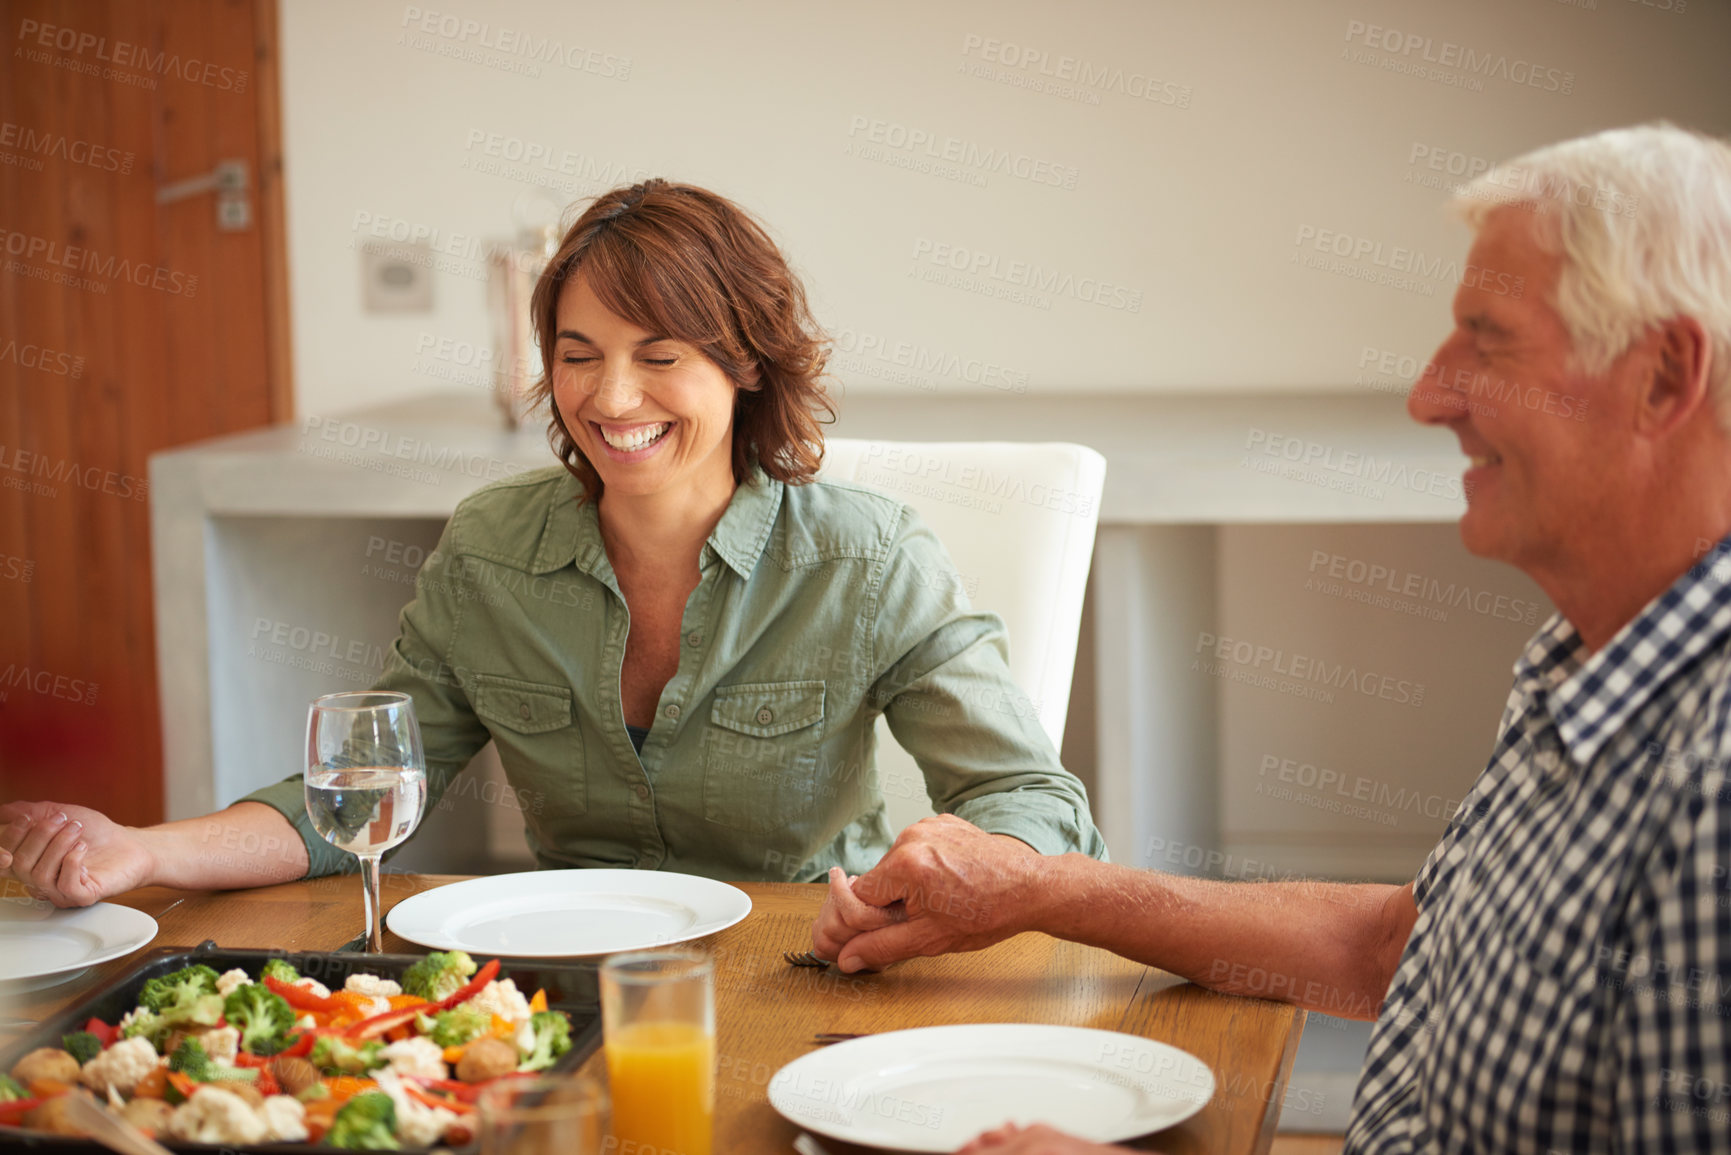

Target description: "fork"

left=783, top=949, right=830, bottom=968
left=793, top=1134, right=836, bottom=1155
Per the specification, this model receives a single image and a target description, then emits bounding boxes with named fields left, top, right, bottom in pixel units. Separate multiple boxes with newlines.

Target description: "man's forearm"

left=137, top=802, right=309, bottom=891
left=1032, top=856, right=1412, bottom=1020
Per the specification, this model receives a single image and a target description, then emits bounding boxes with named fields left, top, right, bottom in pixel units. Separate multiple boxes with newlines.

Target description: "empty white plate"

left=384, top=869, right=752, bottom=956
left=768, top=1023, right=1215, bottom=1152
left=0, top=902, right=159, bottom=984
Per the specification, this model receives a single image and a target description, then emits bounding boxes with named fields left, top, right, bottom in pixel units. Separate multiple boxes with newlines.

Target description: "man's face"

left=1409, top=208, right=1631, bottom=572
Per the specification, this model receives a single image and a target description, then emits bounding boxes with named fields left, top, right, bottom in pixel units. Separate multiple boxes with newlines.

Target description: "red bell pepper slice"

left=264, top=975, right=339, bottom=1013
left=83, top=1017, right=117, bottom=1048
left=409, top=1070, right=533, bottom=1105
left=255, top=1068, right=282, bottom=1098
left=279, top=1025, right=346, bottom=1058
left=0, top=1098, right=42, bottom=1125
left=403, top=1082, right=475, bottom=1115
left=345, top=958, right=501, bottom=1041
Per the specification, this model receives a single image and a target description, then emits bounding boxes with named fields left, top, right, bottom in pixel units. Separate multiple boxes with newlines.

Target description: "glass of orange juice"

left=476, top=1074, right=608, bottom=1155
left=601, top=948, right=716, bottom=1155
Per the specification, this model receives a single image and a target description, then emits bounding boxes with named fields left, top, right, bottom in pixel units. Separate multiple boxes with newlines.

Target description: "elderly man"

left=816, top=122, right=1731, bottom=1153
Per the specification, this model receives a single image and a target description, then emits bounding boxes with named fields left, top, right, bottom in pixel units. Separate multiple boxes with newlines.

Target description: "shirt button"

left=633, top=784, right=649, bottom=800
left=686, top=631, right=702, bottom=647
left=756, top=707, right=774, bottom=725
left=664, top=703, right=681, bottom=720
left=518, top=702, right=531, bottom=720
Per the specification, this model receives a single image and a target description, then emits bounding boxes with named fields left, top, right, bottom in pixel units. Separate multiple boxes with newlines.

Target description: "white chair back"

left=819, top=439, right=1106, bottom=833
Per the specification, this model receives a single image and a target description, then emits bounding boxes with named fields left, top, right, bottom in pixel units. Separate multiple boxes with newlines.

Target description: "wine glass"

left=305, top=691, right=428, bottom=952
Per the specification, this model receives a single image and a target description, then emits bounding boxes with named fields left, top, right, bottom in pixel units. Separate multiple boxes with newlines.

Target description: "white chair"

left=819, top=439, right=1107, bottom=835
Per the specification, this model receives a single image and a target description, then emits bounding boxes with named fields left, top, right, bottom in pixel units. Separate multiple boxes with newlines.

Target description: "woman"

left=0, top=180, right=1104, bottom=904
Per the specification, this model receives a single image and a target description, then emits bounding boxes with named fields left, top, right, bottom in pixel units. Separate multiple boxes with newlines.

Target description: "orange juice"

left=605, top=1021, right=715, bottom=1155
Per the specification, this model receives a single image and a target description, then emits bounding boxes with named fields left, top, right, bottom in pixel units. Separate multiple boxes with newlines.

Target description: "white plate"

left=385, top=870, right=752, bottom=956
left=768, top=1023, right=1214, bottom=1152
left=0, top=902, right=159, bottom=984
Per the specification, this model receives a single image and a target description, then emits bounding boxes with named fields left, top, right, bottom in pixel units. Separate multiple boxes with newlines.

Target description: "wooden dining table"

left=4, top=874, right=1305, bottom=1154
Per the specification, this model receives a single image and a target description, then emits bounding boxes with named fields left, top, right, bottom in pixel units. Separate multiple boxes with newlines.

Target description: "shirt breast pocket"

left=470, top=673, right=585, bottom=816
left=702, top=680, right=825, bottom=833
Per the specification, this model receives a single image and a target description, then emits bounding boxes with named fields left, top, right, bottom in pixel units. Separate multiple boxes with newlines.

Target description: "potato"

left=21, top=1093, right=89, bottom=1136
left=119, top=1098, right=175, bottom=1135
left=210, top=1079, right=265, bottom=1108
left=10, top=1048, right=79, bottom=1086
left=455, top=1036, right=518, bottom=1083
left=270, top=1055, right=320, bottom=1098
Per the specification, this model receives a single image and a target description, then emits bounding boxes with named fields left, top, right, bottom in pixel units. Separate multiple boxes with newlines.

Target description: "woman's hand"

left=959, top=1123, right=1143, bottom=1154
left=0, top=801, right=157, bottom=908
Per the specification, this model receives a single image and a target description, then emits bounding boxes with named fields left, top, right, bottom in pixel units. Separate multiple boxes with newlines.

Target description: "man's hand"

left=959, top=1123, right=1140, bottom=1154
left=815, top=814, right=1044, bottom=973
left=0, top=801, right=158, bottom=908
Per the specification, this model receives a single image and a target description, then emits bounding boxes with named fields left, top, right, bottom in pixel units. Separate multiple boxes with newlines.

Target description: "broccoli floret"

left=0, top=1074, right=27, bottom=1101
left=260, top=957, right=300, bottom=983
left=516, top=1010, right=572, bottom=1072
left=119, top=1009, right=163, bottom=1045
left=137, top=964, right=220, bottom=1013
left=168, top=1037, right=215, bottom=1081
left=61, top=1031, right=103, bottom=1065
left=326, top=1091, right=399, bottom=1150
left=399, top=950, right=476, bottom=1001
left=167, top=1037, right=260, bottom=1085
left=416, top=1005, right=489, bottom=1048
left=310, top=1035, right=387, bottom=1076
left=224, top=984, right=297, bottom=1055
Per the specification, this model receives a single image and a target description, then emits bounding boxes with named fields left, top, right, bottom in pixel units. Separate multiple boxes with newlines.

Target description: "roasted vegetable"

left=310, top=1035, right=387, bottom=1076
left=137, top=965, right=220, bottom=1013
left=0, top=1073, right=29, bottom=1101
left=222, top=984, right=297, bottom=1056
left=270, top=1055, right=321, bottom=1098
left=326, top=1091, right=399, bottom=1150
left=167, top=1039, right=258, bottom=1086
left=416, top=1005, right=489, bottom=1049
left=10, top=1048, right=80, bottom=1086
left=399, top=951, right=476, bottom=1002
left=516, top=1011, right=572, bottom=1072
left=455, top=1036, right=518, bottom=1083
left=60, top=1032, right=102, bottom=1066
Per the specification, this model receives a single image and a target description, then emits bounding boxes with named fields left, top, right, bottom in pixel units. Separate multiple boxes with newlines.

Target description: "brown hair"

left=528, top=179, right=835, bottom=501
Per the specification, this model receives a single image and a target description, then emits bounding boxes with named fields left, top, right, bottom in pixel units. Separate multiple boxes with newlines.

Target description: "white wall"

left=279, top=0, right=1731, bottom=418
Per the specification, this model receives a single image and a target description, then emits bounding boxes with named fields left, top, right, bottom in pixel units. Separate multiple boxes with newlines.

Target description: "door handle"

left=156, top=159, right=251, bottom=230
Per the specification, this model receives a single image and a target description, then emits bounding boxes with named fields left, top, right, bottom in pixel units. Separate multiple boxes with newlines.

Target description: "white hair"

left=1453, top=123, right=1731, bottom=425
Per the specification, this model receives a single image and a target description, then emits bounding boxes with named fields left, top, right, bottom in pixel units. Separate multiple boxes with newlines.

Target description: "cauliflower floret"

left=79, top=1037, right=160, bottom=1096
left=374, top=1069, right=457, bottom=1147
left=215, top=968, right=252, bottom=997
left=294, top=1013, right=317, bottom=1030
left=466, top=978, right=532, bottom=1025
left=345, top=973, right=402, bottom=998
left=382, top=1036, right=448, bottom=1081
left=359, top=994, right=392, bottom=1017
left=188, top=1025, right=240, bottom=1067
left=291, top=975, right=331, bottom=999
left=257, top=1094, right=309, bottom=1143
left=116, top=1007, right=152, bottom=1038
left=168, top=1086, right=268, bottom=1145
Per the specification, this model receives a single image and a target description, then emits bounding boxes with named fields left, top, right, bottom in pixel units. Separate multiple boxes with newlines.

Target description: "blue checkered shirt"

left=1347, top=548, right=1731, bottom=1152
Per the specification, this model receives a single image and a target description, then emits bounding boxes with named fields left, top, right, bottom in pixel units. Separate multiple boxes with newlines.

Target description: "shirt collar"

left=1532, top=532, right=1731, bottom=768
left=535, top=467, right=783, bottom=581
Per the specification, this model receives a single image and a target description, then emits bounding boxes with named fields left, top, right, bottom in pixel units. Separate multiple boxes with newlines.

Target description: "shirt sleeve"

left=1612, top=770, right=1731, bottom=1149
left=237, top=525, right=493, bottom=879
left=868, top=505, right=1107, bottom=860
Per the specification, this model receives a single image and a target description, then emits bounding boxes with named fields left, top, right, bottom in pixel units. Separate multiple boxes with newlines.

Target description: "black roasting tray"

left=0, top=941, right=602, bottom=1153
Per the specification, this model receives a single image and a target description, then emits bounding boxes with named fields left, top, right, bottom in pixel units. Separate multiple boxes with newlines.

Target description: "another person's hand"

left=0, top=801, right=157, bottom=908
left=822, top=814, right=1044, bottom=973
left=959, top=1123, right=1140, bottom=1153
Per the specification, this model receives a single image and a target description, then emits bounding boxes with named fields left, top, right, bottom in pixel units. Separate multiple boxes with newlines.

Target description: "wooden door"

left=0, top=0, right=290, bottom=825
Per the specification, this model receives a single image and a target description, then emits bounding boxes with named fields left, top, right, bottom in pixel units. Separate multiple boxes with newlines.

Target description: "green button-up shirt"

left=244, top=465, right=1106, bottom=881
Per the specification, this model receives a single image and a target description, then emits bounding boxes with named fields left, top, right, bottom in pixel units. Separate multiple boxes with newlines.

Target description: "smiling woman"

left=0, top=179, right=1106, bottom=904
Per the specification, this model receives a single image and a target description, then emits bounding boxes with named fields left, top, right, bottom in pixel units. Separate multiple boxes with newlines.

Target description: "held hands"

left=0, top=801, right=156, bottom=908
left=811, top=814, right=1045, bottom=973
